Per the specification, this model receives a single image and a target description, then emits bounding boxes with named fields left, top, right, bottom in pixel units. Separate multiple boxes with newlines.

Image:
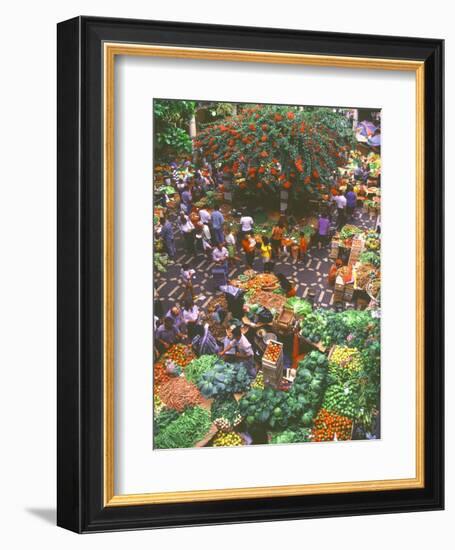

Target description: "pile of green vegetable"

left=198, top=362, right=252, bottom=398
left=185, top=354, right=220, bottom=385
left=239, top=387, right=292, bottom=430
left=153, top=407, right=180, bottom=436
left=322, top=382, right=359, bottom=419
left=285, top=297, right=312, bottom=318
left=359, top=250, right=380, bottom=267
left=239, top=351, right=329, bottom=431
left=339, top=224, right=363, bottom=241
left=300, top=311, right=330, bottom=346
left=269, top=427, right=312, bottom=444
left=154, top=406, right=212, bottom=449
left=211, top=396, right=242, bottom=425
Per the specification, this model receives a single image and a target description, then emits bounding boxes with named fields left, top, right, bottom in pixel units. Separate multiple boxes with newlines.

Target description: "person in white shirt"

left=212, top=242, right=229, bottom=273
left=178, top=212, right=195, bottom=252
left=220, top=326, right=255, bottom=377
left=332, top=193, right=347, bottom=229
left=182, top=299, right=200, bottom=339
left=224, top=228, right=238, bottom=266
left=198, top=208, right=211, bottom=225
left=239, top=213, right=254, bottom=239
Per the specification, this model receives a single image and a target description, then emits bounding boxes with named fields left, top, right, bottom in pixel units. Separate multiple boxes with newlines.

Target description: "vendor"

left=156, top=317, right=182, bottom=352
left=220, top=326, right=255, bottom=377
left=166, top=306, right=187, bottom=334
left=328, top=259, right=343, bottom=286
left=182, top=299, right=201, bottom=339
left=220, top=328, right=238, bottom=361
left=276, top=272, right=297, bottom=298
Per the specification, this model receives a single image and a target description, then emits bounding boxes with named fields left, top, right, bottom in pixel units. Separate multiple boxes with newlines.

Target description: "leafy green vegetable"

left=270, top=427, right=312, bottom=444
left=154, top=406, right=212, bottom=449
left=211, top=396, right=241, bottom=424
left=198, top=361, right=251, bottom=398
left=285, top=297, right=312, bottom=318
left=359, top=251, right=381, bottom=267
left=153, top=407, right=180, bottom=436
left=185, top=355, right=219, bottom=385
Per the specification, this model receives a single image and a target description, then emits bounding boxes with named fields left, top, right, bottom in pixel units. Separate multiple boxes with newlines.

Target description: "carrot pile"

left=311, top=408, right=352, bottom=441
left=158, top=377, right=204, bottom=412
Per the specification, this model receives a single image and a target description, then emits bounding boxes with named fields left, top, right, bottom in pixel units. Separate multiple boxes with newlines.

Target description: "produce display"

left=300, top=311, right=329, bottom=346
left=311, top=408, right=353, bottom=442
left=251, top=371, right=265, bottom=389
left=164, top=344, right=195, bottom=368
left=285, top=296, right=312, bottom=318
left=329, top=346, right=363, bottom=372
left=212, top=432, right=244, bottom=447
left=263, top=341, right=282, bottom=363
left=365, top=229, right=381, bottom=251
left=355, top=263, right=378, bottom=290
left=154, top=252, right=172, bottom=273
left=322, top=382, right=359, bottom=419
left=339, top=224, right=363, bottom=241
left=269, top=427, right=312, bottom=444
left=359, top=250, right=381, bottom=267
left=185, top=354, right=220, bottom=385
left=154, top=407, right=212, bottom=449
left=197, top=361, right=252, bottom=398
left=158, top=377, right=204, bottom=412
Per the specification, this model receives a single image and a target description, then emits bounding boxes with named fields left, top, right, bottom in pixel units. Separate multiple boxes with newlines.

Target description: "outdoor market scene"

left=153, top=100, right=381, bottom=450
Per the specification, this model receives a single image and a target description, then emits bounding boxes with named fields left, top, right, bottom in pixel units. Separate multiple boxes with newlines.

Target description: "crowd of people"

left=154, top=154, right=377, bottom=362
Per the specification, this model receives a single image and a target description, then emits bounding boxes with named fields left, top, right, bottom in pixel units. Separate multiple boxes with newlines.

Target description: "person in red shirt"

left=241, top=233, right=256, bottom=268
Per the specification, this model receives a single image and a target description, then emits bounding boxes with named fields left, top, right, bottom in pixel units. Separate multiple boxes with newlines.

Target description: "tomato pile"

left=165, top=344, right=195, bottom=367
left=264, top=342, right=282, bottom=363
left=311, top=408, right=353, bottom=441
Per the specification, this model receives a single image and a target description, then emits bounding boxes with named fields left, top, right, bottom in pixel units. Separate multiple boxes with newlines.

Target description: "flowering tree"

left=195, top=105, right=355, bottom=200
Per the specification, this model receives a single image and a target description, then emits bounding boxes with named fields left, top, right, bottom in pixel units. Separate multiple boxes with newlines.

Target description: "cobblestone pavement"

left=155, top=208, right=376, bottom=314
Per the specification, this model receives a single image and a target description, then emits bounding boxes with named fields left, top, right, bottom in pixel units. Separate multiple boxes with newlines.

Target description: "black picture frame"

left=57, top=16, right=444, bottom=533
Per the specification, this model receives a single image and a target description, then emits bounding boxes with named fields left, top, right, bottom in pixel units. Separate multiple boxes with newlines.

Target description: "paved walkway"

left=155, top=208, right=376, bottom=314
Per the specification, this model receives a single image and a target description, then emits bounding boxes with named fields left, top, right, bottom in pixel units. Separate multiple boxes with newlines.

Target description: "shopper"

left=239, top=212, right=254, bottom=240
left=198, top=206, right=211, bottom=225
left=178, top=212, right=195, bottom=253
left=276, top=272, right=297, bottom=298
left=242, top=233, right=256, bottom=268
left=271, top=221, right=285, bottom=259
left=180, top=264, right=196, bottom=300
left=317, top=212, right=331, bottom=249
left=181, top=186, right=192, bottom=215
left=160, top=214, right=176, bottom=259
left=212, top=242, right=229, bottom=274
left=346, top=185, right=357, bottom=219
left=211, top=205, right=225, bottom=244
left=333, top=192, right=347, bottom=229
left=299, top=231, right=308, bottom=260
left=225, top=227, right=238, bottom=267
left=260, top=236, right=273, bottom=271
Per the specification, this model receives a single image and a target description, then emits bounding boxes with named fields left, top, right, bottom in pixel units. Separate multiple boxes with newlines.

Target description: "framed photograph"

left=57, top=16, right=444, bottom=532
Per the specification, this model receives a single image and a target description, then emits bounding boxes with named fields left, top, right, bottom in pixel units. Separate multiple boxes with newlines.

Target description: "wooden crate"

left=329, top=238, right=340, bottom=259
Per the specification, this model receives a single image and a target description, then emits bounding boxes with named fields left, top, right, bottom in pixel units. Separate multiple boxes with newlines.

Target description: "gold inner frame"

left=103, top=43, right=425, bottom=506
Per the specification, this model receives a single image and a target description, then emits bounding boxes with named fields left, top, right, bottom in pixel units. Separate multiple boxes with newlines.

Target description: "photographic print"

left=153, top=99, right=381, bottom=450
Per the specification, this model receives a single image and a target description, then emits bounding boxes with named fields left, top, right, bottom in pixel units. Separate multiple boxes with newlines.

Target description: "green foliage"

left=239, top=387, right=292, bottom=430
left=154, top=99, right=196, bottom=157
